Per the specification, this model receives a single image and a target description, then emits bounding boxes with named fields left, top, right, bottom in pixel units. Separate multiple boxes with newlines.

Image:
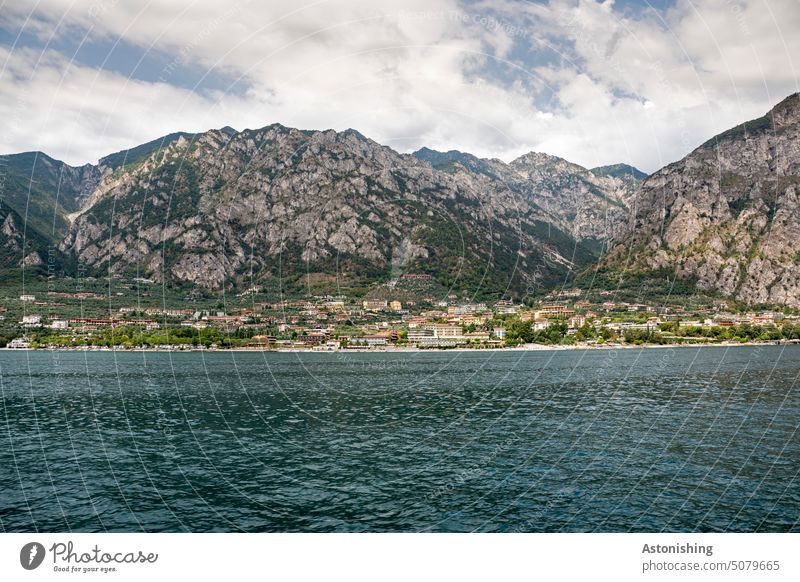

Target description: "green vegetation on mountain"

left=590, top=163, right=648, bottom=181
left=99, top=131, right=196, bottom=171
left=0, top=151, right=99, bottom=242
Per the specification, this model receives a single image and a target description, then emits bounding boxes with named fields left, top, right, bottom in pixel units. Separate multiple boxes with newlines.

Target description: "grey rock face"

left=506, top=152, right=637, bottom=241
left=57, top=124, right=636, bottom=293
left=414, top=149, right=641, bottom=243
left=608, top=93, right=800, bottom=308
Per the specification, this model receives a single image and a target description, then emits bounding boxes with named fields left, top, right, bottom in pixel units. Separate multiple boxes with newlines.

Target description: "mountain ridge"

left=54, top=121, right=638, bottom=297
left=3, top=94, right=798, bottom=307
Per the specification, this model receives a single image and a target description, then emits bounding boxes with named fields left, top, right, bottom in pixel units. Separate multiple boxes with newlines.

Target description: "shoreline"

left=1, top=341, right=796, bottom=354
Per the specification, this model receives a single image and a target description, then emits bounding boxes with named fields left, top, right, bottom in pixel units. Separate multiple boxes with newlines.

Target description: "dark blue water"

left=1, top=346, right=798, bottom=532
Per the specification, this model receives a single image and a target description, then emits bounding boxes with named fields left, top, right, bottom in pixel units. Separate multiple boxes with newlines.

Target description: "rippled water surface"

left=1, top=346, right=798, bottom=532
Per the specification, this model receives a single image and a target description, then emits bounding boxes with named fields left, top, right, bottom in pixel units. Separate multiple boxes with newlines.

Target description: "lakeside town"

left=2, top=273, right=799, bottom=351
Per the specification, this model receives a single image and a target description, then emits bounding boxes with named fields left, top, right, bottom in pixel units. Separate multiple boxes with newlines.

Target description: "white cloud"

left=0, top=0, right=798, bottom=172
left=0, top=45, right=256, bottom=165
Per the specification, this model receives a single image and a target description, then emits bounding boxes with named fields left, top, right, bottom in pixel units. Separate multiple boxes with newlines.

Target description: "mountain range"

left=1, top=92, right=798, bottom=306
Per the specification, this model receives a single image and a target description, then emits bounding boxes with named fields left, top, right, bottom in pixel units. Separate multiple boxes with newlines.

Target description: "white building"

left=8, top=338, right=31, bottom=349
left=21, top=315, right=42, bottom=328
left=408, top=328, right=434, bottom=342
left=429, top=324, right=462, bottom=338
left=568, top=316, right=586, bottom=329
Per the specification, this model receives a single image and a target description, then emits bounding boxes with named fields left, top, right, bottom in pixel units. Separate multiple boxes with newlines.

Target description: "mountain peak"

left=701, top=93, right=800, bottom=150
left=509, top=152, right=590, bottom=179
left=511, top=151, right=571, bottom=166
left=99, top=131, right=194, bottom=169
left=591, top=163, right=648, bottom=181
left=769, top=92, right=800, bottom=128
left=341, top=127, right=369, bottom=140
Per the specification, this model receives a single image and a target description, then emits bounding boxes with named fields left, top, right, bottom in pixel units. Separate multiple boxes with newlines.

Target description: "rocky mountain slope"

left=59, top=126, right=613, bottom=296
left=6, top=92, right=799, bottom=307
left=0, top=124, right=644, bottom=298
left=413, top=148, right=642, bottom=242
left=506, top=152, right=639, bottom=242
left=605, top=93, right=800, bottom=308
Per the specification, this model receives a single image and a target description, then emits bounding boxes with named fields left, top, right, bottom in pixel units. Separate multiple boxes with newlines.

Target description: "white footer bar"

left=1, top=533, right=796, bottom=581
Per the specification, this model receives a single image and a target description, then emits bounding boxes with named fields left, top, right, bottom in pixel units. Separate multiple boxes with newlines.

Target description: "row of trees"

left=504, top=318, right=800, bottom=347
left=659, top=322, right=800, bottom=343
left=505, top=320, right=569, bottom=345
left=24, top=325, right=251, bottom=349
left=11, top=318, right=800, bottom=349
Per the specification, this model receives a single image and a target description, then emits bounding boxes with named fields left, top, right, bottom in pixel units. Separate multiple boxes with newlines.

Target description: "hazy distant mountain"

left=590, top=163, right=648, bottom=182
left=605, top=93, right=800, bottom=308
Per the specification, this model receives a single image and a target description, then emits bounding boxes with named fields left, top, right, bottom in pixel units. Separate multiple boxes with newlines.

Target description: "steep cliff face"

left=58, top=125, right=625, bottom=295
left=607, top=93, right=800, bottom=308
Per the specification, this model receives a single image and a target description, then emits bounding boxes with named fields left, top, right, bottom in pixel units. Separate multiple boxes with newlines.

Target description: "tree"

left=576, top=323, right=596, bottom=341
left=506, top=319, right=533, bottom=344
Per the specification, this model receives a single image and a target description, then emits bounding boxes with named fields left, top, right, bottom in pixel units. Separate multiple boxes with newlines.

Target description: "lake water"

left=1, top=346, right=798, bottom=532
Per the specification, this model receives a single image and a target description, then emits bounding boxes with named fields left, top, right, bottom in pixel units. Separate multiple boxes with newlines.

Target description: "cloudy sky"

left=1, top=0, right=798, bottom=173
